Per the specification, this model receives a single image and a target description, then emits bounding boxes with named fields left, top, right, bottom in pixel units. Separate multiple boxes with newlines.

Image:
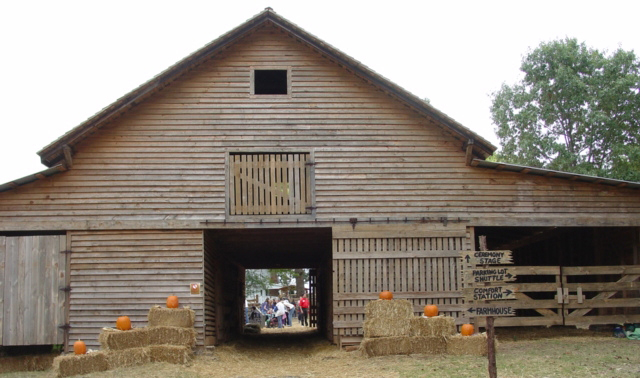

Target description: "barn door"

left=1, top=235, right=67, bottom=346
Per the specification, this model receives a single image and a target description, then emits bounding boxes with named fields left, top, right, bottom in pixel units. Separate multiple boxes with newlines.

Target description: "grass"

left=1, top=325, right=639, bottom=377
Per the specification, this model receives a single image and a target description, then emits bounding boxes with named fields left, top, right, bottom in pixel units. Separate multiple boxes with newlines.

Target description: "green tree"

left=491, top=38, right=640, bottom=181
left=245, top=269, right=271, bottom=296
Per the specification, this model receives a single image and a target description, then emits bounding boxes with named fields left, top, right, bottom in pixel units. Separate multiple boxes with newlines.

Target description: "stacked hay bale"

left=53, top=306, right=196, bottom=377
left=359, top=299, right=489, bottom=357
left=360, top=299, right=449, bottom=357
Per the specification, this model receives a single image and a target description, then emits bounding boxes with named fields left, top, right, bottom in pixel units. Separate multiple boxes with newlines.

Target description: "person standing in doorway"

left=299, top=293, right=310, bottom=326
left=283, top=298, right=294, bottom=326
left=275, top=298, right=286, bottom=328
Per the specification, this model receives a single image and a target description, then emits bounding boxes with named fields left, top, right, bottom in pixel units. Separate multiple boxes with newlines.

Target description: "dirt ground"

left=1, top=323, right=639, bottom=377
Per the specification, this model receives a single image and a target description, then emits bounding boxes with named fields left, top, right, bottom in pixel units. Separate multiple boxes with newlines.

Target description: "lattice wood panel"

left=332, top=236, right=466, bottom=338
left=229, top=153, right=311, bottom=215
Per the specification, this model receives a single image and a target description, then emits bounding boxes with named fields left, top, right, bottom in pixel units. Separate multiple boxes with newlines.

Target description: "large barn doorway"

left=202, top=228, right=332, bottom=345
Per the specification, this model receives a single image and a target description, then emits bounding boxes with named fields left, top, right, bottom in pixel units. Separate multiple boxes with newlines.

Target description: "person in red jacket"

left=298, top=293, right=310, bottom=326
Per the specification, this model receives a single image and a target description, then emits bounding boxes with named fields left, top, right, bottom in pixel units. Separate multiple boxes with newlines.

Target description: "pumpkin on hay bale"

left=423, top=304, right=438, bottom=317
left=73, top=340, right=86, bottom=355
left=166, top=295, right=179, bottom=309
left=408, top=316, right=456, bottom=337
left=148, top=305, right=195, bottom=328
left=461, top=323, right=475, bottom=336
left=379, top=290, right=393, bottom=300
left=116, top=316, right=131, bottom=331
left=446, top=333, right=490, bottom=356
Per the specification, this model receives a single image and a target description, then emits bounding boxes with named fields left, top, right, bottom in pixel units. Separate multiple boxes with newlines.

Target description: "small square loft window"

left=253, top=69, right=288, bottom=95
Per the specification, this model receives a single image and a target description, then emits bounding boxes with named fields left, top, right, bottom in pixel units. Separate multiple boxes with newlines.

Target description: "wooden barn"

left=1, top=9, right=639, bottom=350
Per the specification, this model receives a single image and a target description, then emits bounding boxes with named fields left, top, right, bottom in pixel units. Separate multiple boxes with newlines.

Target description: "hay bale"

left=149, top=345, right=193, bottom=365
left=105, top=348, right=151, bottom=369
left=148, top=305, right=195, bottom=328
left=363, top=317, right=410, bottom=338
left=365, top=299, right=413, bottom=319
left=98, top=327, right=150, bottom=350
left=0, top=354, right=55, bottom=374
left=409, top=316, right=456, bottom=337
left=147, top=326, right=197, bottom=347
left=359, top=336, right=447, bottom=357
left=360, top=336, right=412, bottom=357
left=407, top=336, right=447, bottom=355
left=446, top=333, right=489, bottom=356
left=52, top=352, right=108, bottom=377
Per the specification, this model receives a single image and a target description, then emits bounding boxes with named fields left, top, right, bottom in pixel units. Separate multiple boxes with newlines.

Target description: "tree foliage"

left=491, top=38, right=640, bottom=181
left=245, top=269, right=271, bottom=295
left=245, top=269, right=308, bottom=297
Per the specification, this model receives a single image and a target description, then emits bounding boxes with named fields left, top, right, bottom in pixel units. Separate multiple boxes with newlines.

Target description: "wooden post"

left=486, top=315, right=497, bottom=378
left=479, top=236, right=497, bottom=378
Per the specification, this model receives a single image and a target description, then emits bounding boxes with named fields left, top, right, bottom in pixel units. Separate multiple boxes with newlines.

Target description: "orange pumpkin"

left=461, top=323, right=474, bottom=336
left=379, top=290, right=393, bottom=300
left=73, top=340, right=87, bottom=355
left=166, top=295, right=179, bottom=309
left=116, top=316, right=131, bottom=331
left=424, top=304, right=439, bottom=317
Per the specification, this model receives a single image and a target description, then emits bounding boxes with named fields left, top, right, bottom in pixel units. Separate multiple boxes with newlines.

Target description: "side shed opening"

left=473, top=226, right=640, bottom=328
left=203, top=228, right=332, bottom=345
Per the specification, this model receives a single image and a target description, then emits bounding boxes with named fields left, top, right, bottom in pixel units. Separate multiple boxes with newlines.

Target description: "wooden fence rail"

left=475, top=265, right=640, bottom=328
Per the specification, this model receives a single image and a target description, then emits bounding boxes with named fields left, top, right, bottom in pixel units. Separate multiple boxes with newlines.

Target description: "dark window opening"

left=254, top=70, right=288, bottom=95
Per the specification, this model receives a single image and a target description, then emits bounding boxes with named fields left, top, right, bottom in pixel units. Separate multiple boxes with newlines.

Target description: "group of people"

left=251, top=293, right=310, bottom=328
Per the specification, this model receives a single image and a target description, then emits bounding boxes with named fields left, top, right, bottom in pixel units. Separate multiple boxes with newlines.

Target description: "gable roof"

left=36, top=7, right=496, bottom=168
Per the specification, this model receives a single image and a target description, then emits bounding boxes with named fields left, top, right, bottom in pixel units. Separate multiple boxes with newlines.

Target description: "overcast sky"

left=1, top=0, right=639, bottom=184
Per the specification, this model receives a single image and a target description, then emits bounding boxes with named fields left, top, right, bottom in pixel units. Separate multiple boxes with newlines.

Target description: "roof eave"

left=471, top=158, right=640, bottom=190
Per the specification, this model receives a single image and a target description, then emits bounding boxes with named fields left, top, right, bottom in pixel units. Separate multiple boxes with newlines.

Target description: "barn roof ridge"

left=36, top=7, right=496, bottom=167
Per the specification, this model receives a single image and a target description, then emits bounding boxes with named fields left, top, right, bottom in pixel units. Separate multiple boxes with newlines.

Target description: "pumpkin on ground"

left=379, top=290, right=393, bottom=300
left=424, top=304, right=439, bottom=317
left=73, top=340, right=87, bottom=355
left=166, top=295, right=179, bottom=308
left=461, top=323, right=474, bottom=336
left=116, top=316, right=132, bottom=331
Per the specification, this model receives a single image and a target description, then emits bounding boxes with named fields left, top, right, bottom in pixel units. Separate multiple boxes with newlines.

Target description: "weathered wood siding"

left=68, top=230, right=204, bottom=348
left=0, top=24, right=638, bottom=230
left=332, top=224, right=470, bottom=338
left=1, top=235, right=66, bottom=346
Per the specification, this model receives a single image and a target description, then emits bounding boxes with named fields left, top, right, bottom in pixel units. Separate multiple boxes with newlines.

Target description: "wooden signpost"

left=463, top=236, right=515, bottom=378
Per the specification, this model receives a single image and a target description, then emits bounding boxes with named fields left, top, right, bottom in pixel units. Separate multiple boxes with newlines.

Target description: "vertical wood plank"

left=304, top=154, right=311, bottom=213
left=16, top=237, right=26, bottom=345
left=233, top=155, right=241, bottom=215
left=287, top=154, right=295, bottom=215
left=3, top=238, right=15, bottom=344
left=426, top=257, right=432, bottom=292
